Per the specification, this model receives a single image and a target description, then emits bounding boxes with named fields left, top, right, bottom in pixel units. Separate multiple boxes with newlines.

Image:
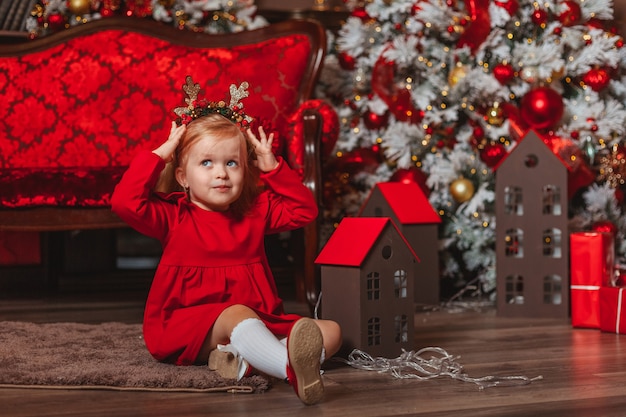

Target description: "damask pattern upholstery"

left=0, top=27, right=338, bottom=208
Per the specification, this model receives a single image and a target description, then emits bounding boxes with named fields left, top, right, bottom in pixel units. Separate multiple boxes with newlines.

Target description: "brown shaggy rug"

left=0, top=321, right=270, bottom=393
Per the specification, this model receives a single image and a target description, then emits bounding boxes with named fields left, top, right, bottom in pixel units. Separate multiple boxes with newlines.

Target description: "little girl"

left=111, top=81, right=341, bottom=405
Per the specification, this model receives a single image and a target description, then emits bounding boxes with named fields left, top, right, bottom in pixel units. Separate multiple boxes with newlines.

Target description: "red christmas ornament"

left=390, top=167, right=430, bottom=196
left=473, top=126, right=485, bottom=139
left=47, top=13, right=66, bottom=31
left=492, top=62, right=515, bottom=84
left=559, top=0, right=582, bottom=27
left=363, top=110, right=389, bottom=130
left=586, top=18, right=605, bottom=30
left=583, top=67, right=611, bottom=91
left=591, top=220, right=618, bottom=237
left=480, top=142, right=507, bottom=168
left=351, top=7, right=371, bottom=21
left=338, top=52, right=356, bottom=71
left=494, top=0, right=519, bottom=16
left=531, top=8, right=548, bottom=26
left=520, top=86, right=564, bottom=130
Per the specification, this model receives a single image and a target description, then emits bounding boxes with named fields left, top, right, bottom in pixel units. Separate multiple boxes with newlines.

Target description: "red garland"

left=284, top=99, right=339, bottom=179
left=371, top=54, right=422, bottom=124
left=457, top=0, right=491, bottom=52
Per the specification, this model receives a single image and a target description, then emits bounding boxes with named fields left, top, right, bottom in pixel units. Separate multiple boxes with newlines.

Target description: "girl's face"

left=175, top=133, right=245, bottom=212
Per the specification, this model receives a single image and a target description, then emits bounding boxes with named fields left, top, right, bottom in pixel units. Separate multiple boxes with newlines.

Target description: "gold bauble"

left=448, top=63, right=468, bottom=87
left=450, top=178, right=475, bottom=203
left=487, top=102, right=504, bottom=126
left=67, top=0, right=91, bottom=15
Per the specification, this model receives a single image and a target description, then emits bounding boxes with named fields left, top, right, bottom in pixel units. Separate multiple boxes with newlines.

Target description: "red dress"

left=111, top=151, right=318, bottom=365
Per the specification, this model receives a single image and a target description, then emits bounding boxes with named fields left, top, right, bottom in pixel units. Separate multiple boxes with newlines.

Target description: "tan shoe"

left=208, top=346, right=251, bottom=380
left=286, top=318, right=324, bottom=405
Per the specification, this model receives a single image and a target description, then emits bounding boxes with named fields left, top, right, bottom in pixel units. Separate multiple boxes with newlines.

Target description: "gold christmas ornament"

left=67, top=0, right=91, bottom=15
left=487, top=102, right=504, bottom=126
left=450, top=178, right=475, bottom=203
left=448, top=63, right=468, bottom=87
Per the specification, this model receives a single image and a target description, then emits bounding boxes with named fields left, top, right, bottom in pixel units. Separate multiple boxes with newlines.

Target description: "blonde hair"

left=156, top=114, right=261, bottom=218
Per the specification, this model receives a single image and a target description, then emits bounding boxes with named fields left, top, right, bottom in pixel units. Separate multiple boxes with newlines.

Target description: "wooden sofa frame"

left=0, top=17, right=328, bottom=310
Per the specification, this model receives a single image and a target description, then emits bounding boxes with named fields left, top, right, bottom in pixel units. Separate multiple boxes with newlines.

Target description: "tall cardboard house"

left=495, top=130, right=569, bottom=318
left=358, top=182, right=441, bottom=306
left=315, top=217, right=419, bottom=358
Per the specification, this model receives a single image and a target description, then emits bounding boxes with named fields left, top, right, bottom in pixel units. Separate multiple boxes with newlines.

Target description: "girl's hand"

left=153, top=122, right=185, bottom=162
left=247, top=126, right=279, bottom=172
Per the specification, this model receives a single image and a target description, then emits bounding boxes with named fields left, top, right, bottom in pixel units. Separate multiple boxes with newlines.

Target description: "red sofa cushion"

left=0, top=27, right=313, bottom=208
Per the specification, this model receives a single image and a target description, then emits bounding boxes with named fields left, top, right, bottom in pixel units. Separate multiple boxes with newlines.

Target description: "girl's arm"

left=111, top=123, right=185, bottom=241
left=246, top=126, right=318, bottom=233
left=261, top=158, right=318, bottom=234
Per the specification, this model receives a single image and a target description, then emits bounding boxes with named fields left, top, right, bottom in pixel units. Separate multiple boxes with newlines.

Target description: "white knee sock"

left=229, top=318, right=287, bottom=380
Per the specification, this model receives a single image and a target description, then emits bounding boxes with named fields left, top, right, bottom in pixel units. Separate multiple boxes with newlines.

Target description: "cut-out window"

left=525, top=154, right=538, bottom=167
left=542, top=228, right=562, bottom=258
left=367, top=272, right=380, bottom=301
left=394, top=315, right=408, bottom=343
left=504, top=186, right=523, bottom=215
left=542, top=185, right=562, bottom=215
left=505, top=228, right=523, bottom=257
left=394, top=270, right=408, bottom=298
left=505, top=275, right=524, bottom=304
left=367, top=317, right=381, bottom=346
left=381, top=245, right=392, bottom=260
left=543, top=275, right=562, bottom=305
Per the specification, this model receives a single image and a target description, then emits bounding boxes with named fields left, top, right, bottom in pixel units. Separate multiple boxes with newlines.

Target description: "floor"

left=2, top=288, right=626, bottom=416
left=1, top=230, right=626, bottom=416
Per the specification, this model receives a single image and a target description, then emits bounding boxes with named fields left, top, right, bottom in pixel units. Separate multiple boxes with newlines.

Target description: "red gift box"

left=569, top=232, right=614, bottom=328
left=599, top=286, right=626, bottom=334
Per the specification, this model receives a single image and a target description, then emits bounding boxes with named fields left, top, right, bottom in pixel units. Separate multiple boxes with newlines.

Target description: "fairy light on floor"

left=341, top=347, right=542, bottom=390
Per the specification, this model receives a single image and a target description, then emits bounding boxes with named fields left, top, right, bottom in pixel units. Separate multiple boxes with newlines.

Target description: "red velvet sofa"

left=0, top=17, right=338, bottom=308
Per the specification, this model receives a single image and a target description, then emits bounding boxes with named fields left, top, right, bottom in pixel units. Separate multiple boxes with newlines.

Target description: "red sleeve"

left=260, top=157, right=318, bottom=234
left=111, top=150, right=177, bottom=242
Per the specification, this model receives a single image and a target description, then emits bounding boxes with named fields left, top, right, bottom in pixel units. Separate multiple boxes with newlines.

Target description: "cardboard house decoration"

left=358, top=181, right=441, bottom=306
left=495, top=130, right=569, bottom=318
left=315, top=217, right=419, bottom=358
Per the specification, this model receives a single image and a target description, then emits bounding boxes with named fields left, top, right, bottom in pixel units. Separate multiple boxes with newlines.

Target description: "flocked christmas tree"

left=316, top=0, right=626, bottom=297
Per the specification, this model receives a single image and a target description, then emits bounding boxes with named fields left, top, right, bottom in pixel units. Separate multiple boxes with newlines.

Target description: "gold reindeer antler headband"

left=172, top=76, right=254, bottom=127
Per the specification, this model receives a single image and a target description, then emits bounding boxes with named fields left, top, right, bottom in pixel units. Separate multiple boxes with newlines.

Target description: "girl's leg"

left=198, top=304, right=326, bottom=405
left=199, top=304, right=287, bottom=379
left=196, top=304, right=258, bottom=361
left=314, top=319, right=342, bottom=359
left=230, top=316, right=288, bottom=379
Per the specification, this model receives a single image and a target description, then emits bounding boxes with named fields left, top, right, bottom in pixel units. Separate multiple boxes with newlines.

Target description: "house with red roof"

left=495, top=130, right=570, bottom=318
left=315, top=217, right=419, bottom=358
left=358, top=181, right=441, bottom=306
